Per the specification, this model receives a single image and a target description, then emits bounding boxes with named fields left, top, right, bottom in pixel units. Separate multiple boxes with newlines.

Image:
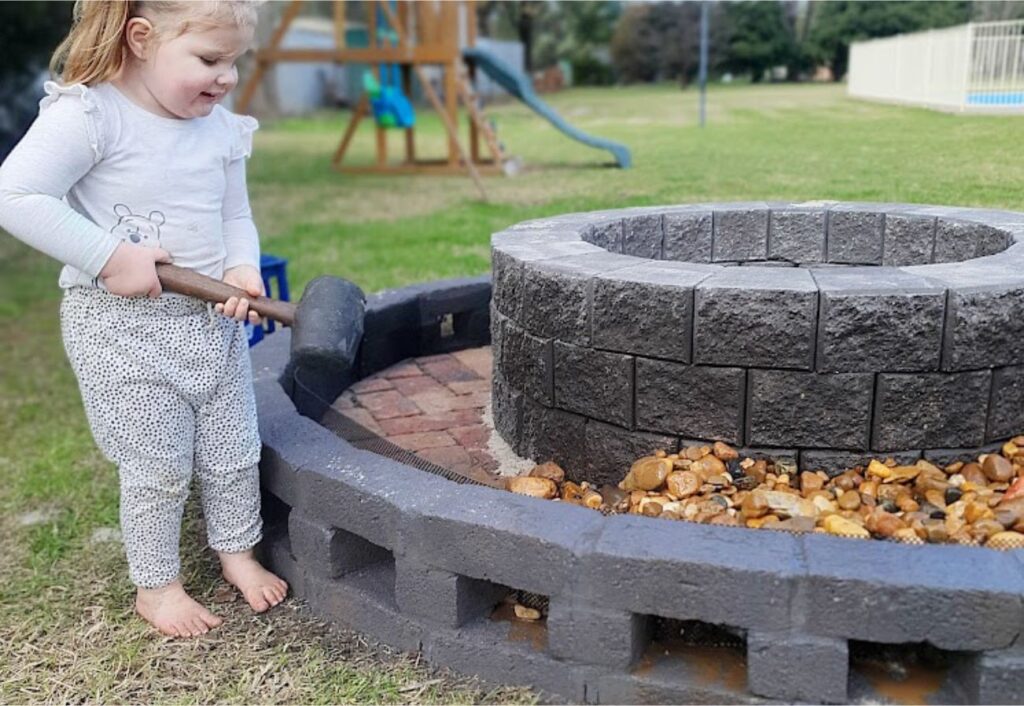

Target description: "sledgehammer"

left=156, top=263, right=366, bottom=405
left=156, top=263, right=300, bottom=325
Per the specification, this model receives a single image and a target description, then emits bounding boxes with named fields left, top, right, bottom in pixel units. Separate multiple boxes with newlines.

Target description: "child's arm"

left=0, top=93, right=169, bottom=296
left=217, top=151, right=263, bottom=323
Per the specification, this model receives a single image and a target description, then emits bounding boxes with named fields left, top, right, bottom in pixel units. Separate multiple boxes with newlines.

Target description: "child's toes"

left=199, top=610, right=223, bottom=629
left=247, top=590, right=270, bottom=612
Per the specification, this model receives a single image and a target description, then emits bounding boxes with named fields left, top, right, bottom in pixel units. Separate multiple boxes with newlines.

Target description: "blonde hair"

left=50, top=1, right=260, bottom=86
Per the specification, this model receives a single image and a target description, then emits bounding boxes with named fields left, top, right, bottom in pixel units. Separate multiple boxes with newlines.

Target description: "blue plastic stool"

left=246, top=253, right=290, bottom=347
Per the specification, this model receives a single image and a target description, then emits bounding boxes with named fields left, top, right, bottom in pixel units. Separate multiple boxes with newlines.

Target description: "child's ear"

left=124, top=16, right=156, bottom=61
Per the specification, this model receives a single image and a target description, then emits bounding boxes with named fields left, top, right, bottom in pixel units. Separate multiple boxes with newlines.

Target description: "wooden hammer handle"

left=156, top=263, right=296, bottom=326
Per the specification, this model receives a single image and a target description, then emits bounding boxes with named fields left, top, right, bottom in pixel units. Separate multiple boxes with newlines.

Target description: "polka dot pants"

left=60, top=286, right=263, bottom=589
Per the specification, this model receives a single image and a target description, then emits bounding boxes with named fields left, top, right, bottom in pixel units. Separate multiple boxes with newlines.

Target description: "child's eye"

left=200, top=57, right=217, bottom=66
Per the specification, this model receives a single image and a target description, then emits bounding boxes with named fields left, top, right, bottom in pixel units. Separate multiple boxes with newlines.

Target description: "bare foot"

left=135, top=580, right=223, bottom=638
left=218, top=549, right=288, bottom=613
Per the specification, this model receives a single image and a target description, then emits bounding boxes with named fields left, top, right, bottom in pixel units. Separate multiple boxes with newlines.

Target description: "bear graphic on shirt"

left=110, top=204, right=165, bottom=246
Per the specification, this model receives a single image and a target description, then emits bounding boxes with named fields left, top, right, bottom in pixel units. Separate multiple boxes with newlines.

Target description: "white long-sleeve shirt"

left=0, top=81, right=260, bottom=290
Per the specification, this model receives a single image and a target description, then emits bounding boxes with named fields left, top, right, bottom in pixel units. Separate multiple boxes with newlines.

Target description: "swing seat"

left=370, top=86, right=415, bottom=129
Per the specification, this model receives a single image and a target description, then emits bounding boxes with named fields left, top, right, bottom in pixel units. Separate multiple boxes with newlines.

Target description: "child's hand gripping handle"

left=155, top=263, right=296, bottom=327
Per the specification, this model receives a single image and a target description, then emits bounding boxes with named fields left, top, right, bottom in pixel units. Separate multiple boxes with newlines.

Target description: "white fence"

left=848, top=20, right=1024, bottom=112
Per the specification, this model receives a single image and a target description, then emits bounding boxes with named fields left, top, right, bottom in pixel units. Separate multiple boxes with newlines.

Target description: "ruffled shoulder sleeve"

left=225, top=110, right=259, bottom=160
left=38, top=81, right=106, bottom=162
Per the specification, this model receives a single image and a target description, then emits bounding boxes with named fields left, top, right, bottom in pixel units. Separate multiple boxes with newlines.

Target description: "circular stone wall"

left=490, top=201, right=1024, bottom=485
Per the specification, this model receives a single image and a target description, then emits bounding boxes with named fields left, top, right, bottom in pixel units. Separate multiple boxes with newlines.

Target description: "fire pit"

left=252, top=202, right=1024, bottom=704
left=492, top=201, right=1024, bottom=483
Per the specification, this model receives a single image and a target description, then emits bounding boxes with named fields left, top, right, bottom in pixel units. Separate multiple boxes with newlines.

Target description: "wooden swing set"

left=235, top=0, right=505, bottom=196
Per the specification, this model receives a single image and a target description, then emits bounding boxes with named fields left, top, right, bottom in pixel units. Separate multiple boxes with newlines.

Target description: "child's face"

left=142, top=23, right=254, bottom=119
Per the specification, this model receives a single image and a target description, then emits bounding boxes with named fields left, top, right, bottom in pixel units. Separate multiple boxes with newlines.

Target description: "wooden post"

left=367, top=0, right=387, bottom=167
left=378, top=2, right=487, bottom=198
left=466, top=0, right=477, bottom=48
left=332, top=95, right=369, bottom=168
left=402, top=64, right=416, bottom=164
left=236, top=0, right=304, bottom=113
left=333, top=0, right=346, bottom=49
left=444, top=60, right=459, bottom=167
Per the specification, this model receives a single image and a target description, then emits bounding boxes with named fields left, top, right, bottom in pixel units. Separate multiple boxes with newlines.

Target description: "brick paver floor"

left=333, top=346, right=504, bottom=485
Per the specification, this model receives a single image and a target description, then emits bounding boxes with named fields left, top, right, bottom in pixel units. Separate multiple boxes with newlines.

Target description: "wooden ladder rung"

left=457, top=66, right=504, bottom=165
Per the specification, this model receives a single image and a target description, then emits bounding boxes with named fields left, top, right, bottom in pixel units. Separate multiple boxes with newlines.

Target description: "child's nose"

left=216, top=66, right=238, bottom=88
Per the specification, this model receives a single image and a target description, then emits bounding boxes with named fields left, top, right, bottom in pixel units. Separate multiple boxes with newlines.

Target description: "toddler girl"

left=0, top=0, right=287, bottom=638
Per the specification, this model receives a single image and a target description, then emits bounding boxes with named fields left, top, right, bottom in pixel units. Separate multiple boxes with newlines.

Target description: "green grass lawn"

left=1, top=82, right=1022, bottom=702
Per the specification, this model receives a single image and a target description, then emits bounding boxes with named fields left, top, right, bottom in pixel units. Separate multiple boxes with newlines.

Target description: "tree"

left=806, top=1, right=970, bottom=81
left=610, top=3, right=661, bottom=83
left=719, top=1, right=797, bottom=82
left=476, top=1, right=545, bottom=73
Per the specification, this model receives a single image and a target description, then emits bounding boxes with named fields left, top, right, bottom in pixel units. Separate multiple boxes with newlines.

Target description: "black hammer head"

left=286, top=276, right=366, bottom=416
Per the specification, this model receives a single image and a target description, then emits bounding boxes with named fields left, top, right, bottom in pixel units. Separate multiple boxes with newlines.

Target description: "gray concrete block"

left=800, top=533, right=1023, bottom=650
left=590, top=664, right=763, bottom=705
left=713, top=209, right=769, bottom=262
left=492, top=369, right=524, bottom=454
left=289, top=511, right=392, bottom=579
left=827, top=209, right=884, bottom=264
left=800, top=448, right=922, bottom=475
left=584, top=513, right=801, bottom=632
left=394, top=554, right=507, bottom=629
left=518, top=261, right=589, bottom=345
left=813, top=267, right=946, bottom=373
left=583, top=420, right=678, bottom=487
left=255, top=379, right=339, bottom=480
left=553, top=341, right=634, bottom=428
left=922, top=442, right=1002, bottom=467
left=768, top=209, right=825, bottom=263
left=501, top=318, right=553, bottom=405
left=942, top=283, right=1024, bottom=371
left=491, top=248, right=525, bottom=320
left=962, top=645, right=1024, bottom=705
left=401, top=483, right=604, bottom=598
left=988, top=365, right=1024, bottom=442
left=586, top=219, right=623, bottom=253
left=747, top=369, right=874, bottom=449
left=622, top=214, right=663, bottom=259
left=259, top=527, right=309, bottom=598
left=302, top=562, right=426, bottom=654
left=488, top=303, right=504, bottom=369
left=520, top=397, right=587, bottom=473
left=693, top=267, right=818, bottom=370
left=738, top=446, right=799, bottom=466
left=592, top=262, right=714, bottom=363
left=423, top=619, right=588, bottom=703
left=663, top=211, right=713, bottom=263
left=249, top=326, right=292, bottom=382
left=635, top=359, right=746, bottom=444
left=299, top=446, right=447, bottom=552
left=747, top=631, right=848, bottom=704
left=547, top=597, right=650, bottom=668
left=490, top=227, right=584, bottom=248
left=873, top=370, right=992, bottom=451
left=934, top=218, right=1000, bottom=263
left=519, top=252, right=644, bottom=345
left=883, top=214, right=936, bottom=266
left=259, top=446, right=302, bottom=508
left=976, top=223, right=1013, bottom=257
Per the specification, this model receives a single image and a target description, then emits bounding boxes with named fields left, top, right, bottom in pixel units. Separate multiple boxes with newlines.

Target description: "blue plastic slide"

left=463, top=47, right=632, bottom=169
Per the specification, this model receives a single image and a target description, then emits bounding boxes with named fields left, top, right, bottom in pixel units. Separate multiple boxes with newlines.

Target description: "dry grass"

left=0, top=493, right=536, bottom=705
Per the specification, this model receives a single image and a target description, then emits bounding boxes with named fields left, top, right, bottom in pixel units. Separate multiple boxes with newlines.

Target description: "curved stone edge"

left=251, top=284, right=1024, bottom=705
